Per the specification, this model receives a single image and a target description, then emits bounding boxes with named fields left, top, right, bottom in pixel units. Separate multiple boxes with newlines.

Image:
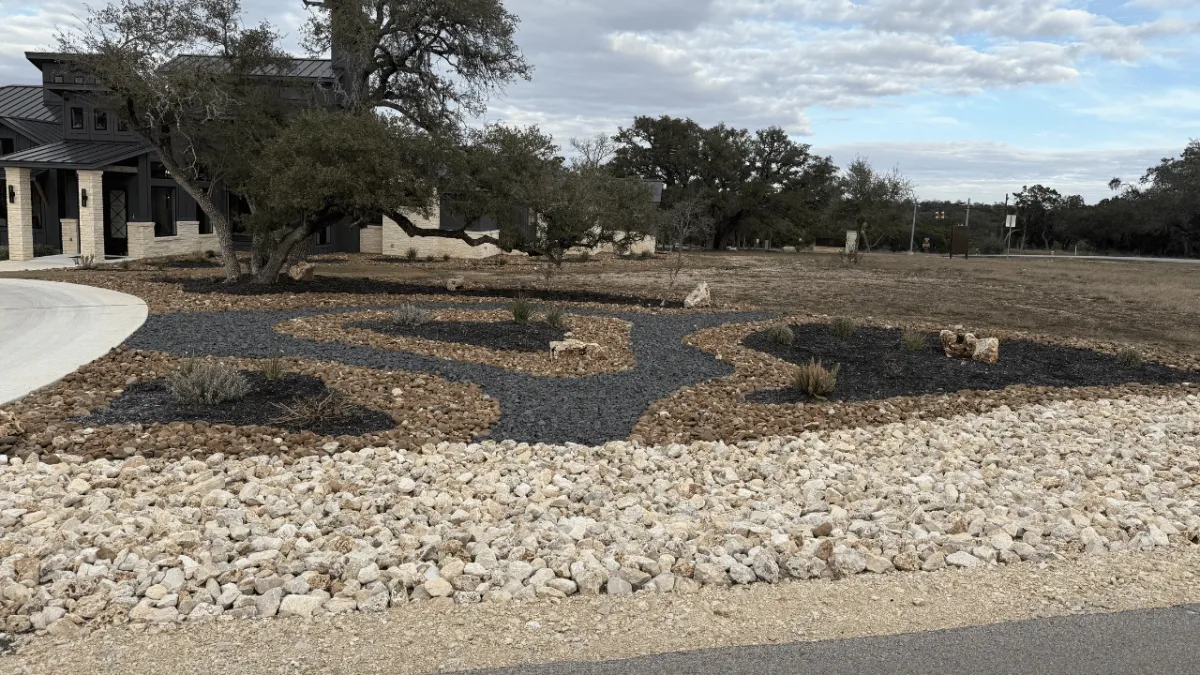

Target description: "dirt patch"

left=744, top=324, right=1193, bottom=404
left=356, top=319, right=567, bottom=354
left=277, top=308, right=635, bottom=378
left=79, top=372, right=396, bottom=437
left=0, top=350, right=500, bottom=462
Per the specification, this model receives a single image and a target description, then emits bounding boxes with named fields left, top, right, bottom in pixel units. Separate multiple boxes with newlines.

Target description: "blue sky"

left=2, top=0, right=1197, bottom=202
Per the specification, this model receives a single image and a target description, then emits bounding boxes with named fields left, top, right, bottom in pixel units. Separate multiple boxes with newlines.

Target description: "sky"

left=1, top=0, right=1197, bottom=203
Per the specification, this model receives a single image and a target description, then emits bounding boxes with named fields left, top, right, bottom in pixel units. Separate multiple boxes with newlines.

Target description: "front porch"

left=0, top=142, right=219, bottom=262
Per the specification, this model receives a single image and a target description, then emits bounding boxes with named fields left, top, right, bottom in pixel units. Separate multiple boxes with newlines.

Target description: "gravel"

left=123, top=305, right=769, bottom=445
left=354, top=320, right=568, bottom=354
left=0, top=393, right=1196, bottom=636
left=744, top=324, right=1193, bottom=404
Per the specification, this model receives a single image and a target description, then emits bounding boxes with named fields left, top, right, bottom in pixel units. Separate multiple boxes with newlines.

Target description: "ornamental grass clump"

left=831, top=316, right=856, bottom=340
left=767, top=324, right=794, bottom=347
left=168, top=360, right=250, bottom=406
left=901, top=328, right=927, bottom=351
left=511, top=298, right=534, bottom=324
left=405, top=247, right=419, bottom=261
left=393, top=304, right=431, bottom=327
left=273, top=391, right=356, bottom=428
left=543, top=305, right=569, bottom=330
left=261, top=351, right=287, bottom=381
left=792, top=359, right=841, bottom=400
left=1117, top=347, right=1143, bottom=367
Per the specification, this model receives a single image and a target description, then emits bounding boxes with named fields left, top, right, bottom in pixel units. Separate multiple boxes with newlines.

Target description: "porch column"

left=3, top=168, right=34, bottom=261
left=78, top=170, right=104, bottom=259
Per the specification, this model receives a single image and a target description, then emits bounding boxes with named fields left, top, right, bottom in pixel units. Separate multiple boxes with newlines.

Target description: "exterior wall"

left=360, top=224, right=383, bottom=255
left=128, top=220, right=217, bottom=259
left=60, top=218, right=78, bottom=255
left=573, top=236, right=657, bottom=256
left=3, top=167, right=34, bottom=261
left=77, top=170, right=104, bottom=258
left=382, top=202, right=509, bottom=259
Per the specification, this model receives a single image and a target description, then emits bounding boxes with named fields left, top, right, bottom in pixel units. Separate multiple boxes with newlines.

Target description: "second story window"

left=94, top=110, right=108, bottom=131
left=70, top=107, right=84, bottom=130
left=117, top=119, right=129, bottom=132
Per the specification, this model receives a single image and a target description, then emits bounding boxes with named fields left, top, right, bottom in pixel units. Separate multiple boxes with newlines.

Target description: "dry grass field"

left=323, top=251, right=1200, bottom=354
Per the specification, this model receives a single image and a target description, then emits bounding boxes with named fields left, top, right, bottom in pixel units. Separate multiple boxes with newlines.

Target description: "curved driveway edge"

left=0, top=279, right=148, bottom=405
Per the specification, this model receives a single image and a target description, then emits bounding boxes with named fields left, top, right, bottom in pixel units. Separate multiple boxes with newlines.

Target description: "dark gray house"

left=0, top=52, right=341, bottom=262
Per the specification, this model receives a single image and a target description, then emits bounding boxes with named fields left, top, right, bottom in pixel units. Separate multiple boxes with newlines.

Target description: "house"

left=0, top=52, right=339, bottom=262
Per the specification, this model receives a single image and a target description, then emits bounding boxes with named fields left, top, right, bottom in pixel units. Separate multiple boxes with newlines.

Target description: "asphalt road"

left=459, top=604, right=1200, bottom=675
left=0, top=279, right=147, bottom=404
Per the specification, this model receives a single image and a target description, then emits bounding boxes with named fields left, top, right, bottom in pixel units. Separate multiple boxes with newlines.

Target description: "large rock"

left=683, top=282, right=711, bottom=309
left=287, top=262, right=316, bottom=281
left=0, top=410, right=24, bottom=437
left=550, top=339, right=601, bottom=360
left=446, top=277, right=465, bottom=292
left=940, top=329, right=1000, bottom=364
left=973, top=337, right=1000, bottom=364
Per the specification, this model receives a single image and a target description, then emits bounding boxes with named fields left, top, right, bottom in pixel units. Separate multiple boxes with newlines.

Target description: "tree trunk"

left=154, top=155, right=241, bottom=282
left=253, top=225, right=314, bottom=284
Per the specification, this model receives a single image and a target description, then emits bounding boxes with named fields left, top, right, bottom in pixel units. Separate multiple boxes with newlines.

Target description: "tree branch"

left=383, top=209, right=515, bottom=252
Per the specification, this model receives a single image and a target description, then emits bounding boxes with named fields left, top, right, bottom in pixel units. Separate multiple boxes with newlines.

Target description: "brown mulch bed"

left=275, top=308, right=635, bottom=377
left=0, top=350, right=499, bottom=462
left=632, top=316, right=1200, bottom=445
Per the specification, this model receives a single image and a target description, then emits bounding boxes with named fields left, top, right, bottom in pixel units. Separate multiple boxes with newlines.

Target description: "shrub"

left=74, top=254, right=98, bottom=270
left=792, top=359, right=841, bottom=400
left=831, top=316, right=856, bottom=340
left=167, top=360, right=250, bottom=406
left=767, top=324, right=794, bottom=347
left=577, top=250, right=591, bottom=263
left=442, top=253, right=451, bottom=262
left=495, top=257, right=509, bottom=266
left=405, top=247, right=419, bottom=261
left=261, top=351, right=287, bottom=381
left=543, top=305, right=569, bottom=330
left=272, top=391, right=357, bottom=428
left=424, top=255, right=435, bottom=263
left=638, top=250, right=655, bottom=260
left=901, top=328, right=927, bottom=351
left=511, top=298, right=534, bottom=324
left=393, top=304, right=431, bottom=327
left=1117, top=347, right=1142, bottom=367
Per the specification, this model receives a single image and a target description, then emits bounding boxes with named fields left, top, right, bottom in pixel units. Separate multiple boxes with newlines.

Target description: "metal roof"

left=0, top=85, right=60, bottom=123
left=0, top=140, right=150, bottom=170
left=1, top=118, right=62, bottom=146
left=162, top=55, right=335, bottom=80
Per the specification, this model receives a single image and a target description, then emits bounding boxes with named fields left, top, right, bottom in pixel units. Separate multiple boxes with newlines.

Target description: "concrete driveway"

left=0, top=279, right=147, bottom=404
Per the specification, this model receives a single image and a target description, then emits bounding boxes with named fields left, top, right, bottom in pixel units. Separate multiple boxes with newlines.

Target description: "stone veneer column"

left=60, top=219, right=80, bottom=255
left=77, top=170, right=105, bottom=259
left=3, top=168, right=34, bottom=261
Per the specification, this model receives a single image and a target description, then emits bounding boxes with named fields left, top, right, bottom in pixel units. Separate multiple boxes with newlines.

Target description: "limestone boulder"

left=287, top=262, right=316, bottom=282
left=940, top=329, right=999, bottom=363
left=684, top=282, right=712, bottom=309
left=550, top=339, right=602, bottom=360
left=446, top=277, right=465, bottom=292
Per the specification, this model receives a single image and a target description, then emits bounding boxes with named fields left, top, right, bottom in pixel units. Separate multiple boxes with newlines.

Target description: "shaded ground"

left=80, top=371, right=395, bottom=437
left=356, top=319, right=567, bottom=353
left=744, top=325, right=1194, bottom=404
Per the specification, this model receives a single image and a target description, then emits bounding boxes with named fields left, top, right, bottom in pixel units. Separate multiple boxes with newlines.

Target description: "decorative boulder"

left=940, top=329, right=999, bottom=363
left=287, top=262, right=316, bottom=281
left=0, top=410, right=24, bottom=438
left=684, top=282, right=712, bottom=309
left=550, top=339, right=602, bottom=360
left=446, top=277, right=465, bottom=292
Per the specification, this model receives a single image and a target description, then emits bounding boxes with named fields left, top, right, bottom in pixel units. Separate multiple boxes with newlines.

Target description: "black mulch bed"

left=168, top=275, right=684, bottom=308
left=354, top=319, right=567, bottom=353
left=79, top=372, right=396, bottom=436
left=745, top=324, right=1194, bottom=404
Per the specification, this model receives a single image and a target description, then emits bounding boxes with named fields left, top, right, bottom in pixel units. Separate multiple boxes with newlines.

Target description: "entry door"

left=104, top=188, right=129, bottom=256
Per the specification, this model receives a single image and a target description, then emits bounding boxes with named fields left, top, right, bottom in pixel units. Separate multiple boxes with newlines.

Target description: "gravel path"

left=0, top=393, right=1196, bottom=639
left=122, top=305, right=769, bottom=445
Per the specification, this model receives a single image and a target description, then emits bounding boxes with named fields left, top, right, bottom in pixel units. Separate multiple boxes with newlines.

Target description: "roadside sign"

left=1005, top=215, right=1017, bottom=228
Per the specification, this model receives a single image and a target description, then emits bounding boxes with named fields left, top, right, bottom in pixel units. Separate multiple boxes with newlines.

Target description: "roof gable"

left=0, top=85, right=60, bottom=123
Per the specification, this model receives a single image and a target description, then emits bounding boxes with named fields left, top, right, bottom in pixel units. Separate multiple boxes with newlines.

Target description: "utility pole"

left=908, top=200, right=918, bottom=254
left=964, top=198, right=972, bottom=229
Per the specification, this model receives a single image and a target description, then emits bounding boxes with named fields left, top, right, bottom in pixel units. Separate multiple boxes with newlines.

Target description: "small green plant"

left=543, top=305, right=569, bottom=330
left=638, top=250, right=655, bottom=261
left=424, top=255, right=435, bottom=263
left=272, top=391, right=357, bottom=429
left=830, top=316, right=856, bottom=340
left=442, top=253, right=451, bottom=262
left=901, top=328, right=927, bottom=351
left=1117, top=347, right=1143, bottom=367
left=405, top=247, right=419, bottom=261
left=118, top=260, right=133, bottom=271
left=792, top=359, right=841, bottom=400
left=767, top=324, right=794, bottom=347
left=261, top=351, right=287, bottom=381
left=578, top=250, right=591, bottom=263
left=393, top=304, right=431, bottom=327
left=495, top=257, right=509, bottom=266
left=511, top=298, right=534, bottom=324
left=74, top=254, right=98, bottom=270
left=167, top=360, right=250, bottom=406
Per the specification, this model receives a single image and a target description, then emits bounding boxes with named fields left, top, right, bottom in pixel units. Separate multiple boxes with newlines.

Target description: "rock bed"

left=743, top=324, right=1193, bottom=404
left=359, top=320, right=566, bottom=354
left=125, top=306, right=769, bottom=445
left=0, top=394, right=1197, bottom=635
left=79, top=372, right=396, bottom=438
left=277, top=308, right=635, bottom=378
left=634, top=317, right=1199, bottom=445
left=0, top=351, right=499, bottom=462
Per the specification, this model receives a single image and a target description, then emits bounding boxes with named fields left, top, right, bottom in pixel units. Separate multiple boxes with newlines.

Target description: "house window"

left=152, top=187, right=176, bottom=236
left=53, top=74, right=64, bottom=84
left=70, top=107, right=84, bottom=130
left=0, top=138, right=13, bottom=156
left=94, top=110, right=108, bottom=131
left=117, top=119, right=129, bottom=132
left=317, top=226, right=331, bottom=246
left=74, top=75, right=85, bottom=84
